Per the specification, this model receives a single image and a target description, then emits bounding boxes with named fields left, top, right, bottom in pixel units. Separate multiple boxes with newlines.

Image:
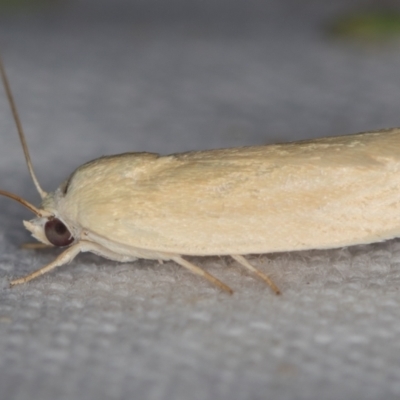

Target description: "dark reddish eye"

left=44, top=218, right=74, bottom=247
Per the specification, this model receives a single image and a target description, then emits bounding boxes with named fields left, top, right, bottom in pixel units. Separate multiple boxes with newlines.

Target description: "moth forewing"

left=59, top=129, right=400, bottom=254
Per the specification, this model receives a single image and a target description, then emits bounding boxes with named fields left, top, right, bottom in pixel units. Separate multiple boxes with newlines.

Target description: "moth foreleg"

left=10, top=242, right=86, bottom=286
left=9, top=240, right=114, bottom=286
left=231, top=254, right=281, bottom=295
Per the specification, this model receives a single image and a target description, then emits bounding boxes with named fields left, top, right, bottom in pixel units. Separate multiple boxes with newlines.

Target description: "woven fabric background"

left=1, top=1, right=400, bottom=399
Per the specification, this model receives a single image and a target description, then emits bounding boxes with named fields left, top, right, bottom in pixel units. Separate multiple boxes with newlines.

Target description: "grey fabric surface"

left=1, top=1, right=400, bottom=399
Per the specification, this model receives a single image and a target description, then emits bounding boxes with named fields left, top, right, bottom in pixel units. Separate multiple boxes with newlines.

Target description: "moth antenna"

left=0, top=189, right=51, bottom=218
left=0, top=56, right=47, bottom=199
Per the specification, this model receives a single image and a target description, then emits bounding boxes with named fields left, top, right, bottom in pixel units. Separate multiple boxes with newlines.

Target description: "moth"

left=1, top=58, right=400, bottom=295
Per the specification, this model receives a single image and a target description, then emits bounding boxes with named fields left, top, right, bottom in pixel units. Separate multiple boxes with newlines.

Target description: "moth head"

left=0, top=189, right=75, bottom=247
left=24, top=216, right=75, bottom=247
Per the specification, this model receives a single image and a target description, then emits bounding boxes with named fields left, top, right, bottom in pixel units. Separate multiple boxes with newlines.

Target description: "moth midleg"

left=172, top=256, right=234, bottom=294
left=231, top=254, right=281, bottom=295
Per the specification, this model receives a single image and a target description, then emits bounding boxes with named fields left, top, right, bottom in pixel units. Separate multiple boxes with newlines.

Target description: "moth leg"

left=10, top=242, right=84, bottom=286
left=172, top=255, right=233, bottom=295
left=20, top=242, right=53, bottom=250
left=231, top=254, right=281, bottom=295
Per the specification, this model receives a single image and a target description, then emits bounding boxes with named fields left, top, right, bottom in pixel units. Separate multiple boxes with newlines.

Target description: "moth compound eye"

left=44, top=218, right=74, bottom=247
